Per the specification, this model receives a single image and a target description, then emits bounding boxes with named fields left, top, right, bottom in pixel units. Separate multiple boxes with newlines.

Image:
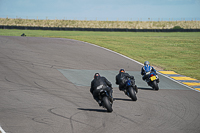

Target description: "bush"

left=172, top=26, right=183, bottom=29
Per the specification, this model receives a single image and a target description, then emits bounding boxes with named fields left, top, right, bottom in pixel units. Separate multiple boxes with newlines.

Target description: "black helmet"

left=144, top=61, right=150, bottom=65
left=94, top=73, right=100, bottom=79
left=119, top=68, right=125, bottom=73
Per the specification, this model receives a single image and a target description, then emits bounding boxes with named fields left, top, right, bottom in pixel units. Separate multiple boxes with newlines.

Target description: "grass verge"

left=0, top=29, right=199, bottom=80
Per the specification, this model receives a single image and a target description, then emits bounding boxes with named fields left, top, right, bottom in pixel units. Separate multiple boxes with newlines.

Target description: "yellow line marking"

left=182, top=82, right=200, bottom=86
left=195, top=88, right=200, bottom=91
left=159, top=71, right=178, bottom=74
left=170, top=77, right=197, bottom=80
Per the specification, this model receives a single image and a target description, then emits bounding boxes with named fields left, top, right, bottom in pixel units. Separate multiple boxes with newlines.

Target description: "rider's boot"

left=123, top=89, right=128, bottom=95
left=95, top=97, right=102, bottom=106
left=108, top=91, right=113, bottom=103
left=135, top=85, right=138, bottom=93
left=98, top=100, right=102, bottom=106
left=109, top=96, right=113, bottom=103
left=147, top=81, right=151, bottom=86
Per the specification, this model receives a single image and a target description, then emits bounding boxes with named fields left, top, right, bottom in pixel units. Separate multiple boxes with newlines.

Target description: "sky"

left=0, top=0, right=200, bottom=21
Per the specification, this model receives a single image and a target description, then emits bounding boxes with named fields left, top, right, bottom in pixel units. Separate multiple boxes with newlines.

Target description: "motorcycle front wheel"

left=102, top=96, right=113, bottom=112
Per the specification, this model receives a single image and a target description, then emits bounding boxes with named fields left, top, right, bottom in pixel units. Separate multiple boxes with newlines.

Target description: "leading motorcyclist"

left=90, top=73, right=113, bottom=106
left=141, top=61, right=158, bottom=82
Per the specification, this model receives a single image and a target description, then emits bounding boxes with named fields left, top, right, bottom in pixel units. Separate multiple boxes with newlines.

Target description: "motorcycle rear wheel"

left=128, top=87, right=137, bottom=101
left=102, top=96, right=113, bottom=112
left=153, top=80, right=159, bottom=90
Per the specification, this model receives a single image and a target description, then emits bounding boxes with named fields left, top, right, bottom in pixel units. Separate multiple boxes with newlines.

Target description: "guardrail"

left=1, top=25, right=200, bottom=32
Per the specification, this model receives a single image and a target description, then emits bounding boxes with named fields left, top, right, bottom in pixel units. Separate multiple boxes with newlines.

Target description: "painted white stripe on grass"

left=66, top=38, right=200, bottom=92
left=0, top=126, right=6, bottom=133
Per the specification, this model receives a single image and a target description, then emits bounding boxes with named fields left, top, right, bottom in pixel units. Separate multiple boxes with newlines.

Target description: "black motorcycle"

left=145, top=71, right=159, bottom=90
left=123, top=79, right=138, bottom=101
left=98, top=88, right=113, bottom=112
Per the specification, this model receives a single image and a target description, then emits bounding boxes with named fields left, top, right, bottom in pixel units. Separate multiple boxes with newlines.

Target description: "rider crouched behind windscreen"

left=141, top=61, right=160, bottom=83
left=90, top=73, right=113, bottom=106
left=116, top=69, right=138, bottom=93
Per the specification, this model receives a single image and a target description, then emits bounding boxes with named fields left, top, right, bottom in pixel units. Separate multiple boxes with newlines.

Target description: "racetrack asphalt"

left=0, top=36, right=200, bottom=133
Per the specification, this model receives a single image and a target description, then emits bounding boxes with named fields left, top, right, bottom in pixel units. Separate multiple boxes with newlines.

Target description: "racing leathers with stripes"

left=141, top=65, right=157, bottom=81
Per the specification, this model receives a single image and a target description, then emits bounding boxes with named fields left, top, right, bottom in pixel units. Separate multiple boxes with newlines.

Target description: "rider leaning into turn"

left=116, top=68, right=137, bottom=92
left=90, top=73, right=113, bottom=106
left=141, top=61, right=158, bottom=81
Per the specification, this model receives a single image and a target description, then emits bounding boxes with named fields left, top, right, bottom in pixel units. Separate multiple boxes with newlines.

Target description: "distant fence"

left=1, top=25, right=200, bottom=32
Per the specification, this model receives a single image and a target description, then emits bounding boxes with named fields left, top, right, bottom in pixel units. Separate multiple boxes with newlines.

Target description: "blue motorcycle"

left=124, top=79, right=137, bottom=101
left=146, top=72, right=159, bottom=90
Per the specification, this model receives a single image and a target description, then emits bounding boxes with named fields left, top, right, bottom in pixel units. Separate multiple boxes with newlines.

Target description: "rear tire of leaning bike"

left=102, top=96, right=113, bottom=112
left=128, top=87, right=137, bottom=101
left=153, top=80, right=159, bottom=91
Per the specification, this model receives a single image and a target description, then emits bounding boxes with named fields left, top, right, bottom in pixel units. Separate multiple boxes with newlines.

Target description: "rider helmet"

left=144, top=61, right=150, bottom=66
left=119, top=68, right=125, bottom=73
left=94, top=73, right=100, bottom=79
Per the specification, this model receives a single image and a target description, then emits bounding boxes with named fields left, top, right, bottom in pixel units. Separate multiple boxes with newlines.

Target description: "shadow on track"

left=77, top=108, right=107, bottom=112
left=138, top=87, right=154, bottom=91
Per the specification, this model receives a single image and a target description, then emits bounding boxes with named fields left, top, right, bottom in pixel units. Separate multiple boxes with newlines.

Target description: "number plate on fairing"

left=150, top=76, right=156, bottom=81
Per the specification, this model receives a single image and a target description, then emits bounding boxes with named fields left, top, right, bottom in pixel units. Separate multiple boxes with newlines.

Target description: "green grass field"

left=0, top=29, right=200, bottom=80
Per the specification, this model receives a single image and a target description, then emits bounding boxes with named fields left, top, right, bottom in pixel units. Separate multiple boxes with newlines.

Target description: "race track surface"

left=0, top=36, right=200, bottom=133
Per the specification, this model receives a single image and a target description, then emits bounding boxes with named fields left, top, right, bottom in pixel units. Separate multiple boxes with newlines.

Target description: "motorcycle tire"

left=102, top=96, right=113, bottom=112
left=128, top=87, right=137, bottom=101
left=153, top=80, right=159, bottom=90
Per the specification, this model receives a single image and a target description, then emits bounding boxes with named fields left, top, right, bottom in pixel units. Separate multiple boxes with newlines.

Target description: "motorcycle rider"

left=90, top=73, right=113, bottom=106
left=116, top=68, right=138, bottom=93
left=141, top=61, right=158, bottom=82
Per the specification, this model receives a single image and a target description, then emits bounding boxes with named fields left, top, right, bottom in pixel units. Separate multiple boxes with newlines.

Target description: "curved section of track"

left=0, top=36, right=200, bottom=133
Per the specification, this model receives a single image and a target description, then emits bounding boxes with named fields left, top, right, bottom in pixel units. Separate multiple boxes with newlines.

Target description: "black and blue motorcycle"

left=123, top=79, right=138, bottom=101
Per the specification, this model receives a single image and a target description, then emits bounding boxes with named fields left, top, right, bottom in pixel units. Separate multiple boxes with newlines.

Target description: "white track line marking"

left=63, top=38, right=200, bottom=92
left=0, top=126, right=6, bottom=133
